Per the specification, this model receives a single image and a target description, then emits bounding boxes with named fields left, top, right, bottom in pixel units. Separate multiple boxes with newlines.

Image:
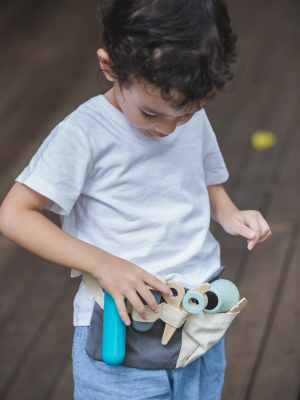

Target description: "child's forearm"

left=207, top=184, right=239, bottom=226
left=0, top=208, right=111, bottom=279
left=0, top=183, right=175, bottom=326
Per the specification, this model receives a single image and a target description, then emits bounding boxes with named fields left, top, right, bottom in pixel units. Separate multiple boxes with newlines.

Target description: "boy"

left=0, top=0, right=271, bottom=398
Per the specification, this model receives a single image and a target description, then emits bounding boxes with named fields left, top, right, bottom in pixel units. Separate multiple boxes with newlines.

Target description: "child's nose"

left=154, top=123, right=176, bottom=135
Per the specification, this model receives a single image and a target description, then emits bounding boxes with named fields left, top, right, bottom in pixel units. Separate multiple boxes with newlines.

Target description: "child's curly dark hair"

left=97, top=0, right=238, bottom=109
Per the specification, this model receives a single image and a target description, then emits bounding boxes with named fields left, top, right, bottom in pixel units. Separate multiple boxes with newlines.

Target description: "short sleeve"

left=202, top=111, right=229, bottom=186
left=15, top=121, right=93, bottom=215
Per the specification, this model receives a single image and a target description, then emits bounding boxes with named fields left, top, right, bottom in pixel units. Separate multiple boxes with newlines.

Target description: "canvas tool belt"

left=72, top=269, right=240, bottom=369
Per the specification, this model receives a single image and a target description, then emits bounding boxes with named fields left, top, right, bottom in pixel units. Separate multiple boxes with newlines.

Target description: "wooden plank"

left=2, top=278, right=79, bottom=400
left=0, top=0, right=59, bottom=36
left=210, top=0, right=300, bottom=283
left=0, top=212, right=59, bottom=325
left=229, top=32, right=300, bottom=213
left=247, top=230, right=300, bottom=400
left=0, top=236, right=19, bottom=274
left=209, top=1, right=299, bottom=196
left=241, top=60, right=300, bottom=398
left=219, top=1, right=300, bottom=396
left=0, top=0, right=97, bottom=115
left=267, top=98, right=300, bottom=220
left=209, top=0, right=296, bottom=280
left=0, top=249, right=41, bottom=328
left=0, top=259, right=72, bottom=394
left=210, top=2, right=299, bottom=286
left=221, top=220, right=294, bottom=400
left=0, top=0, right=100, bottom=178
left=206, top=0, right=284, bottom=136
left=0, top=0, right=95, bottom=60
left=222, top=15, right=299, bottom=189
left=44, top=354, right=74, bottom=400
left=0, top=58, right=97, bottom=177
left=207, top=0, right=286, bottom=146
left=0, top=1, right=104, bottom=393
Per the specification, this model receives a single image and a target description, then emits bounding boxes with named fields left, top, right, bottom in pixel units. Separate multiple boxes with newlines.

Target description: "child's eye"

left=140, top=109, right=157, bottom=120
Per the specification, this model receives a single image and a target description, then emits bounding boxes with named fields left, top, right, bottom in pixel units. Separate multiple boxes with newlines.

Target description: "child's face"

left=112, top=81, right=207, bottom=138
left=98, top=48, right=207, bottom=138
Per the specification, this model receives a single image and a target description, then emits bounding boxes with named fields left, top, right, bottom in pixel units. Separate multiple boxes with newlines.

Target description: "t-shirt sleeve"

left=202, top=111, right=229, bottom=186
left=15, top=121, right=93, bottom=216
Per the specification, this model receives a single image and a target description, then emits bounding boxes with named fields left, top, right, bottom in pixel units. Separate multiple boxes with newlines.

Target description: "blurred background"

left=0, top=0, right=299, bottom=399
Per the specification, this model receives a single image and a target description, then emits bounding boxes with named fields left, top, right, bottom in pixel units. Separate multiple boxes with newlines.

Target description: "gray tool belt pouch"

left=81, top=270, right=239, bottom=370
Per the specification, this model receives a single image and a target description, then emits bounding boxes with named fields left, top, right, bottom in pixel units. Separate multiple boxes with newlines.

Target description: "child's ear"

left=97, top=48, right=116, bottom=82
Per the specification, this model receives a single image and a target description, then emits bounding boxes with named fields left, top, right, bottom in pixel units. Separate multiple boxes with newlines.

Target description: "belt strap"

left=130, top=302, right=188, bottom=328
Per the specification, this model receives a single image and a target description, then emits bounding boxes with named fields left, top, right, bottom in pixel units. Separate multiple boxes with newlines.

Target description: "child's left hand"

left=221, top=210, right=271, bottom=250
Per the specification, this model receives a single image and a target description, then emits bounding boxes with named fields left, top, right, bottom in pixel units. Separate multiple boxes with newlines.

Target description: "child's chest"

left=85, top=135, right=206, bottom=206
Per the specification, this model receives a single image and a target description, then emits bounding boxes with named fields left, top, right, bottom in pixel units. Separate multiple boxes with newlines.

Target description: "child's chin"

left=137, top=127, right=155, bottom=136
left=144, top=129, right=156, bottom=136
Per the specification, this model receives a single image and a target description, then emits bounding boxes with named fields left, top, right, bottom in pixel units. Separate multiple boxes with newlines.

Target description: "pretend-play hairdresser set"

left=81, top=267, right=247, bottom=369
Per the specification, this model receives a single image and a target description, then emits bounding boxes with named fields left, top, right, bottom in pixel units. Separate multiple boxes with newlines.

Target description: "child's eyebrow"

left=139, top=106, right=171, bottom=116
left=140, top=105, right=202, bottom=116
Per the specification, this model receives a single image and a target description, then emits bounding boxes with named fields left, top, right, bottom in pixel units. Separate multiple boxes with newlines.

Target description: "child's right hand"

left=90, top=254, right=174, bottom=326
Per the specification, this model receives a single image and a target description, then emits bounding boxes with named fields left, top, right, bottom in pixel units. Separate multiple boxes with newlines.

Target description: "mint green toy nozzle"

left=204, top=279, right=240, bottom=313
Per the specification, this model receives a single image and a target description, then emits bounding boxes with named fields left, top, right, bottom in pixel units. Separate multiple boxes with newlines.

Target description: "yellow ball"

left=251, top=130, right=277, bottom=151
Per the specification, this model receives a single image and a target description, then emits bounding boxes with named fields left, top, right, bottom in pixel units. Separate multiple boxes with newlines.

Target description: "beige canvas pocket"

left=176, top=310, right=239, bottom=368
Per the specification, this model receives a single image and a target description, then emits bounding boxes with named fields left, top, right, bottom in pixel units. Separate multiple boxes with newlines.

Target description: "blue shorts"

left=72, top=326, right=226, bottom=400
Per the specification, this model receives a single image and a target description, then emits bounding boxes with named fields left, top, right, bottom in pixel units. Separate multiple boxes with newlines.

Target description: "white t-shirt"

left=15, top=94, right=229, bottom=326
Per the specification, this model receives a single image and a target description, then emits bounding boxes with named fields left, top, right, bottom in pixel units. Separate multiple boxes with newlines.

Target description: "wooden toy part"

left=227, top=298, right=248, bottom=313
left=126, top=298, right=133, bottom=315
left=181, top=283, right=211, bottom=311
left=192, top=282, right=211, bottom=295
left=161, top=281, right=186, bottom=345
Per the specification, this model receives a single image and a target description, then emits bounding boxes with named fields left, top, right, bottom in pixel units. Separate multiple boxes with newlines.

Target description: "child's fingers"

left=259, top=218, right=271, bottom=238
left=137, top=286, right=161, bottom=314
left=236, top=221, right=256, bottom=240
left=247, top=217, right=271, bottom=249
left=243, top=217, right=263, bottom=248
left=125, top=290, right=152, bottom=321
left=257, top=230, right=272, bottom=244
left=248, top=230, right=271, bottom=249
left=114, top=294, right=133, bottom=326
left=145, top=273, right=174, bottom=298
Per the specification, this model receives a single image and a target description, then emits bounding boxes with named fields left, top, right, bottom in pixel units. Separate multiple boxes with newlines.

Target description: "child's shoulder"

left=61, top=95, right=105, bottom=132
left=51, top=94, right=116, bottom=149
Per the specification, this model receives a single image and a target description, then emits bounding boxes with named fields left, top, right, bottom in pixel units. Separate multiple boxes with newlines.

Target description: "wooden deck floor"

left=0, top=0, right=299, bottom=399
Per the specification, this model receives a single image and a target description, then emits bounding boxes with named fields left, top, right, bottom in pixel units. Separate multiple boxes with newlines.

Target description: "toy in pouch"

left=182, top=283, right=210, bottom=313
left=132, top=289, right=162, bottom=332
left=102, top=290, right=126, bottom=366
left=162, top=281, right=186, bottom=345
left=131, top=275, right=166, bottom=332
left=181, top=279, right=242, bottom=314
left=204, top=279, right=240, bottom=313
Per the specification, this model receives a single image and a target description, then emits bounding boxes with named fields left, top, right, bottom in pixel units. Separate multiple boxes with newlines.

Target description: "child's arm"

left=0, top=182, right=173, bottom=326
left=207, top=184, right=271, bottom=250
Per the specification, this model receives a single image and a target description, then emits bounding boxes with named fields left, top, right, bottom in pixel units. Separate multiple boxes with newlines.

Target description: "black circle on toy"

left=205, top=291, right=219, bottom=310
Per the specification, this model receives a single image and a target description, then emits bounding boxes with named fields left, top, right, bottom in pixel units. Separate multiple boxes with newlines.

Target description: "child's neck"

left=104, top=86, right=122, bottom=113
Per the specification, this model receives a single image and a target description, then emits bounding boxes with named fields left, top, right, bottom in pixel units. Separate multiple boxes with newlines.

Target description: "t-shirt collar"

left=96, top=94, right=181, bottom=144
